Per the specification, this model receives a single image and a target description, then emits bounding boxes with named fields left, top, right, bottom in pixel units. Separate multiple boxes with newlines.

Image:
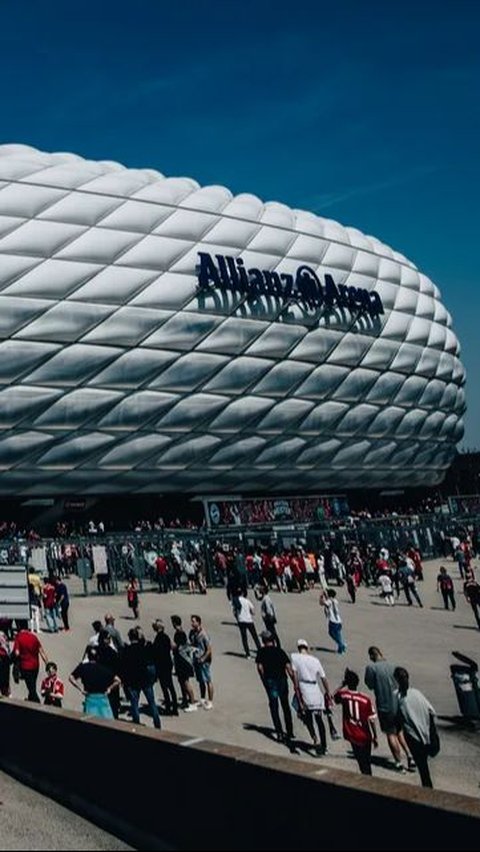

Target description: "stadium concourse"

left=6, top=555, right=480, bottom=799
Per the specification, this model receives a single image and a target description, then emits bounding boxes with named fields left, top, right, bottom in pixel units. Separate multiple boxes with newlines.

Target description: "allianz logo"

left=197, top=252, right=384, bottom=317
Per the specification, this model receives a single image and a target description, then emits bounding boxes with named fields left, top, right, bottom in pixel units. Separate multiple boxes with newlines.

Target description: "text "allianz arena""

left=197, top=252, right=385, bottom=317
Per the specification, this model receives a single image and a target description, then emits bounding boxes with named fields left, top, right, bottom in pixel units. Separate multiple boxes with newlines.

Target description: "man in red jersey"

left=13, top=626, right=48, bottom=703
left=334, top=668, right=378, bottom=776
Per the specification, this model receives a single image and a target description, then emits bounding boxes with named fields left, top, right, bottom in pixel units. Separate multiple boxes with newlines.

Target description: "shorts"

left=195, top=661, right=212, bottom=684
left=378, top=711, right=400, bottom=735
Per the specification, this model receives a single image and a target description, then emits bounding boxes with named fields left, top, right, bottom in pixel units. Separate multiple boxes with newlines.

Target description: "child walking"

left=41, top=662, right=65, bottom=708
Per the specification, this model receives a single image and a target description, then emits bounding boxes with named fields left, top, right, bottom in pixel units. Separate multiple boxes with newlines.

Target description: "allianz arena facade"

left=0, top=144, right=466, bottom=496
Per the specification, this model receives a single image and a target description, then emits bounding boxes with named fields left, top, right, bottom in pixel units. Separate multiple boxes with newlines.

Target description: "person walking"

left=320, top=589, right=347, bottom=654
left=189, top=615, right=214, bottom=710
left=155, top=554, right=169, bottom=594
left=13, top=625, right=48, bottom=703
left=171, top=616, right=197, bottom=712
left=104, top=614, right=124, bottom=652
left=436, top=567, right=456, bottom=611
left=0, top=630, right=11, bottom=697
left=346, top=572, right=356, bottom=605
left=96, top=629, right=122, bottom=719
left=70, top=646, right=120, bottom=720
left=126, top=578, right=140, bottom=620
left=378, top=572, right=395, bottom=606
left=184, top=557, right=198, bottom=594
left=364, top=646, right=415, bottom=773
left=233, top=590, right=261, bottom=658
left=122, top=627, right=161, bottom=729
left=394, top=667, right=438, bottom=788
left=42, top=577, right=59, bottom=633
left=55, top=578, right=70, bottom=631
left=256, top=583, right=281, bottom=647
left=454, top=545, right=466, bottom=580
left=27, top=568, right=43, bottom=634
left=463, top=569, right=480, bottom=629
left=256, top=631, right=298, bottom=748
left=152, top=620, right=178, bottom=715
left=398, top=557, right=423, bottom=608
left=334, top=669, right=378, bottom=776
left=291, top=639, right=330, bottom=755
left=407, top=545, right=424, bottom=581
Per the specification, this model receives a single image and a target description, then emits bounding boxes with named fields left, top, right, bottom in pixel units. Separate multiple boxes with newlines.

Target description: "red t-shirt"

left=334, top=688, right=377, bottom=747
left=14, top=631, right=41, bottom=671
left=156, top=557, right=168, bottom=576
left=43, top=583, right=56, bottom=609
left=41, top=674, right=65, bottom=699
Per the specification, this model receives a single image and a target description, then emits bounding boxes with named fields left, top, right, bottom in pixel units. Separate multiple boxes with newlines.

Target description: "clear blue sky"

left=1, top=1, right=478, bottom=444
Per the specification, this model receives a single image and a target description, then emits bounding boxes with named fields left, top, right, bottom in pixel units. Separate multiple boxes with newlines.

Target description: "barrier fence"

left=0, top=512, right=479, bottom=597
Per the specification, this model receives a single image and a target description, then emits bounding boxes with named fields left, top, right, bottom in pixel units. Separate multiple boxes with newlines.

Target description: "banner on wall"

left=92, top=545, right=108, bottom=575
left=204, top=494, right=350, bottom=529
left=29, top=546, right=48, bottom=573
left=448, top=494, right=480, bottom=516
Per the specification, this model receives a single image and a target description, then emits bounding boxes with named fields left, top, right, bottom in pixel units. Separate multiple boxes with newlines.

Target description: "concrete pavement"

left=8, top=556, right=480, bottom=799
left=0, top=770, right=132, bottom=851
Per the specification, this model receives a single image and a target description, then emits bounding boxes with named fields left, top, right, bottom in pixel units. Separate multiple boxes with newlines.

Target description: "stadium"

left=0, top=144, right=466, bottom=500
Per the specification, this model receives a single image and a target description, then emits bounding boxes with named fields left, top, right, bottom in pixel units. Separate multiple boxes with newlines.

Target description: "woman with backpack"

left=394, top=667, right=439, bottom=788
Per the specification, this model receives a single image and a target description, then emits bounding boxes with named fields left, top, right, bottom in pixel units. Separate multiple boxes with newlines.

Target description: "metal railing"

left=5, top=511, right=479, bottom=596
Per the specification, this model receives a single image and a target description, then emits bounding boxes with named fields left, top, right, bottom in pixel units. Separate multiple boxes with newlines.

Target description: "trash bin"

left=450, top=651, right=480, bottom=719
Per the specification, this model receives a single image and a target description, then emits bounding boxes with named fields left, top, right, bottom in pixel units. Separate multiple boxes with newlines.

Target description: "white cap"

left=297, top=638, right=309, bottom=649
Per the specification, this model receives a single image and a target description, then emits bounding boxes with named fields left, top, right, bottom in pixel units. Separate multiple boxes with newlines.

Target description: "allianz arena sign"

left=0, top=144, right=466, bottom=496
left=197, top=252, right=385, bottom=318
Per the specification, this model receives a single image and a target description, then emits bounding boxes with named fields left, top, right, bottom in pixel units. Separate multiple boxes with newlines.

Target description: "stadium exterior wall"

left=0, top=144, right=466, bottom=496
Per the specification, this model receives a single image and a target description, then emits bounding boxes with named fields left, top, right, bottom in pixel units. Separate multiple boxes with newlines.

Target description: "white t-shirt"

left=405, top=556, right=416, bottom=572
left=184, top=560, right=197, bottom=577
left=324, top=598, right=342, bottom=624
left=236, top=597, right=254, bottom=624
left=379, top=574, right=393, bottom=594
left=291, top=653, right=326, bottom=710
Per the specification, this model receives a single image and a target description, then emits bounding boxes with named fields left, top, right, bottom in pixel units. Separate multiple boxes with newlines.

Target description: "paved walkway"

left=7, top=557, right=480, bottom=798
left=0, top=770, right=132, bottom=851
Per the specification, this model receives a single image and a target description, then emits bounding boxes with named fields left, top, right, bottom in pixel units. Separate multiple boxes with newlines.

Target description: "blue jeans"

left=129, top=684, right=161, bottom=729
left=44, top=608, right=58, bottom=633
left=329, top=621, right=347, bottom=653
left=264, top=677, right=293, bottom=739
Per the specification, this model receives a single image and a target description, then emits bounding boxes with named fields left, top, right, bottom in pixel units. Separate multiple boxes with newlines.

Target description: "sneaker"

left=183, top=704, right=198, bottom=713
left=203, top=701, right=213, bottom=711
left=407, top=758, right=417, bottom=772
left=331, top=732, right=342, bottom=741
left=394, top=761, right=407, bottom=774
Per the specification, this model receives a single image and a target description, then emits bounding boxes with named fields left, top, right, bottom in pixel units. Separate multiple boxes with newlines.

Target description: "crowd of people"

left=0, top=530, right=479, bottom=793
